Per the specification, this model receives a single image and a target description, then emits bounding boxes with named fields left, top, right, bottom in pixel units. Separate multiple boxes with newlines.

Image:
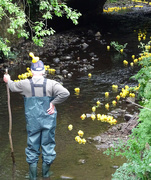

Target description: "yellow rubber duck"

left=75, top=136, right=81, bottom=142
left=91, top=114, right=96, bottom=121
left=32, top=56, right=39, bottom=63
left=97, top=114, right=101, bottom=120
left=49, top=68, right=56, bottom=75
left=68, top=124, right=73, bottom=131
left=112, top=100, right=117, bottom=106
left=107, top=45, right=110, bottom=51
left=74, top=88, right=80, bottom=94
left=112, top=85, right=118, bottom=89
left=125, top=85, right=129, bottom=90
left=96, top=100, right=101, bottom=106
left=132, top=55, right=135, bottom=59
left=78, top=130, right=84, bottom=137
left=92, top=106, right=96, bottom=112
left=80, top=114, right=86, bottom=120
left=120, top=49, right=123, bottom=53
left=116, top=95, right=120, bottom=101
left=130, top=62, right=134, bottom=67
left=88, top=73, right=92, bottom=78
left=134, top=59, right=138, bottom=64
left=82, top=138, right=86, bottom=144
left=105, top=92, right=109, bottom=98
left=78, top=138, right=83, bottom=144
left=129, top=93, right=135, bottom=98
left=123, top=60, right=128, bottom=66
left=109, top=119, right=117, bottom=125
left=26, top=67, right=30, bottom=72
left=105, top=103, right=109, bottom=110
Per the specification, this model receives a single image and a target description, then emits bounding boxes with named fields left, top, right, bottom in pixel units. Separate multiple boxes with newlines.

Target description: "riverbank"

left=92, top=111, right=139, bottom=149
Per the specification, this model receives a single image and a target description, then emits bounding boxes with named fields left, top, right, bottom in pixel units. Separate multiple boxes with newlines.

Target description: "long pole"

left=5, top=69, right=15, bottom=164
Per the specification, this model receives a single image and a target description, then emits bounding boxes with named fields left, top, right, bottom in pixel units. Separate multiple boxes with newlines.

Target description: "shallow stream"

left=0, top=11, right=151, bottom=180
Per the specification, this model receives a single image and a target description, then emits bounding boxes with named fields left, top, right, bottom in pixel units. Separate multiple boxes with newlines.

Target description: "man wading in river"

left=3, top=53, right=70, bottom=180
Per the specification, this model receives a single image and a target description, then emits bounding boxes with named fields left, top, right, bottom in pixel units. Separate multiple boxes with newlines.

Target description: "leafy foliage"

left=0, top=0, right=81, bottom=56
left=110, top=41, right=127, bottom=52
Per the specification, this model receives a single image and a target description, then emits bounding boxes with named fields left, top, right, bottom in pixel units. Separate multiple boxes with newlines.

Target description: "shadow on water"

left=0, top=11, right=150, bottom=180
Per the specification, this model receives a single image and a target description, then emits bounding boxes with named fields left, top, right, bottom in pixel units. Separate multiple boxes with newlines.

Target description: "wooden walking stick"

left=5, top=68, right=15, bottom=165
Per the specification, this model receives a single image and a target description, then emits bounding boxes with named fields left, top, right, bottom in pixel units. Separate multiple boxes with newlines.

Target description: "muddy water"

left=0, top=13, right=149, bottom=179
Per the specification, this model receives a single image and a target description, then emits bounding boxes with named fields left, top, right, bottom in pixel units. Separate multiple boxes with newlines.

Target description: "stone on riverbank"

left=92, top=113, right=139, bottom=150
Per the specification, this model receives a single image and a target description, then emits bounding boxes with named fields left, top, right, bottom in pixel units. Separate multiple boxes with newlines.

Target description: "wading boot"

left=42, top=162, right=52, bottom=178
left=29, top=163, right=37, bottom=180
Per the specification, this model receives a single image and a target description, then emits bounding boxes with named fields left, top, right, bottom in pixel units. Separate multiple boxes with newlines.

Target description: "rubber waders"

left=42, top=163, right=51, bottom=178
left=29, top=163, right=37, bottom=180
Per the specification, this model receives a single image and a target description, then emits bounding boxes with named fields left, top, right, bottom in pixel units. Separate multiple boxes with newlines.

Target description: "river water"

left=0, top=11, right=150, bottom=180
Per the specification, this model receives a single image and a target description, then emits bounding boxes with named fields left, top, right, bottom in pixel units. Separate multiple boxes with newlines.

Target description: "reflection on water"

left=0, top=25, right=144, bottom=180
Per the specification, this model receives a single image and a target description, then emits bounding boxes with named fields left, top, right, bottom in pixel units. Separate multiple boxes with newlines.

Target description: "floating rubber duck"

left=109, top=119, right=117, bottom=125
left=75, top=136, right=81, bottom=143
left=107, top=45, right=110, bottom=51
left=91, top=114, right=96, bottom=121
left=74, top=88, right=80, bottom=94
left=78, top=138, right=82, bottom=144
left=125, top=85, right=129, bottom=90
left=88, top=73, right=92, bottom=78
left=112, top=100, right=117, bottom=106
left=132, top=55, right=135, bottom=59
left=138, top=37, right=141, bottom=41
left=107, top=116, right=113, bottom=123
left=116, top=95, right=120, bottom=101
left=112, top=84, right=118, bottom=89
left=80, top=114, right=86, bottom=120
left=134, top=59, right=138, bottom=64
left=100, top=114, right=107, bottom=122
left=105, top=103, right=109, bottom=110
left=49, top=68, right=56, bottom=75
left=97, top=114, right=101, bottom=120
left=26, top=67, right=30, bottom=72
left=120, top=49, right=123, bottom=53
left=18, top=75, right=21, bottom=79
left=82, top=138, right=86, bottom=144
left=112, top=85, right=118, bottom=92
left=130, top=62, right=134, bottom=67
left=68, top=124, right=73, bottom=131
left=92, top=106, right=96, bottom=112
left=105, top=92, right=109, bottom=98
left=96, top=100, right=101, bottom=106
left=75, top=136, right=83, bottom=144
left=78, top=130, right=84, bottom=137
left=129, top=93, right=135, bottom=98
left=123, top=60, right=128, bottom=66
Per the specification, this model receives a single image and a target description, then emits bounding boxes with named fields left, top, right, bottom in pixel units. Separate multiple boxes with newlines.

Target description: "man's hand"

left=3, top=74, right=11, bottom=83
left=47, top=103, right=55, bottom=114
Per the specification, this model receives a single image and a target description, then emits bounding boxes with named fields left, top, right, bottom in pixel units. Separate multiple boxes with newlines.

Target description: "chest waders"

left=24, top=78, right=57, bottom=166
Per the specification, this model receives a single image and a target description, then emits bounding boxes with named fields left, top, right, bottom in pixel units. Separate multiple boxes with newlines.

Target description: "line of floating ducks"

left=74, top=80, right=139, bottom=127
left=103, top=0, right=151, bottom=13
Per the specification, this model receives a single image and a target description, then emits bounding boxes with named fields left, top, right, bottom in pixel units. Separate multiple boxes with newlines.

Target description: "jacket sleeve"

left=7, top=80, right=23, bottom=93
left=50, top=81, right=70, bottom=105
